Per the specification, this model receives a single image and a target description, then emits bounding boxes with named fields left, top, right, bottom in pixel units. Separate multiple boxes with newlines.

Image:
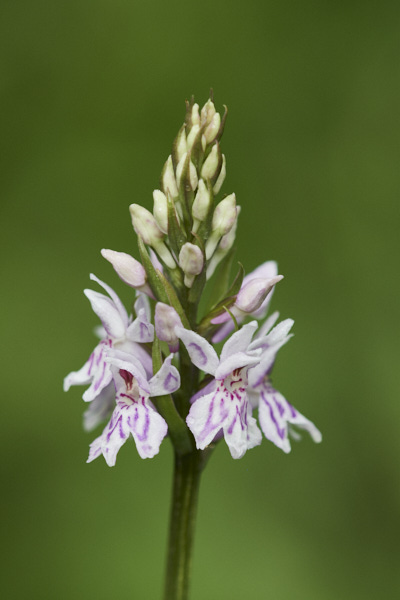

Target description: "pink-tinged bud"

left=235, top=276, right=284, bottom=313
left=155, top=302, right=183, bottom=352
left=201, top=144, right=219, bottom=180
left=179, top=243, right=204, bottom=288
left=176, top=152, right=198, bottom=191
left=204, top=112, right=221, bottom=144
left=162, top=155, right=179, bottom=198
left=153, top=189, right=168, bottom=234
left=200, top=99, right=216, bottom=126
left=129, top=204, right=176, bottom=269
left=213, top=154, right=226, bottom=194
left=101, top=249, right=146, bottom=287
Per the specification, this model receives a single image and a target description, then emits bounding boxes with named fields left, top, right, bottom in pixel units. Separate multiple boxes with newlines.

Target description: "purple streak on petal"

left=261, top=389, right=286, bottom=440
left=188, top=343, right=207, bottom=367
left=164, top=372, right=179, bottom=392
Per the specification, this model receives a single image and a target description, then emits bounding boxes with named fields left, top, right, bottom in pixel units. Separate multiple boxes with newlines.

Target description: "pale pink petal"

left=127, top=399, right=168, bottom=459
left=175, top=327, right=219, bottom=375
left=186, top=389, right=228, bottom=450
left=220, top=321, right=258, bottom=363
left=84, top=289, right=127, bottom=339
left=215, top=351, right=260, bottom=380
left=149, top=355, right=180, bottom=396
left=89, top=274, right=129, bottom=328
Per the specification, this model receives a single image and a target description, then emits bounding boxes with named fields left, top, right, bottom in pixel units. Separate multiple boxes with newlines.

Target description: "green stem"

left=163, top=450, right=204, bottom=600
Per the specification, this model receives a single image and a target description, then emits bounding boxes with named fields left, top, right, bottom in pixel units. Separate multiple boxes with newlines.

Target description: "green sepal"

left=151, top=335, right=193, bottom=456
left=172, top=124, right=186, bottom=171
left=222, top=304, right=240, bottom=331
left=156, top=269, right=192, bottom=330
left=177, top=152, right=193, bottom=234
left=216, top=104, right=228, bottom=143
left=167, top=192, right=187, bottom=258
left=137, top=236, right=169, bottom=303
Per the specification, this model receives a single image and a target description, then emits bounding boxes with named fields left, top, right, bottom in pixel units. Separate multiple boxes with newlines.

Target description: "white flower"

left=87, top=352, right=180, bottom=465
left=247, top=316, right=322, bottom=453
left=63, top=275, right=153, bottom=404
left=176, top=322, right=262, bottom=459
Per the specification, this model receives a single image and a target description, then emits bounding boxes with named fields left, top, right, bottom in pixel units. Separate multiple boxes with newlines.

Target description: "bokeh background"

left=1, top=1, right=399, bottom=598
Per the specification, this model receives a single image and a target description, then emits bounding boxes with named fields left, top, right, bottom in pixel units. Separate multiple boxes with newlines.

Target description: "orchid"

left=247, top=314, right=322, bottom=452
left=87, top=352, right=180, bottom=465
left=176, top=321, right=263, bottom=459
left=63, top=274, right=153, bottom=404
left=64, top=95, right=321, bottom=600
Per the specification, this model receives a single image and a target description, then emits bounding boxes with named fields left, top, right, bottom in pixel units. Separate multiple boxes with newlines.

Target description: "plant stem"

left=163, top=450, right=204, bottom=600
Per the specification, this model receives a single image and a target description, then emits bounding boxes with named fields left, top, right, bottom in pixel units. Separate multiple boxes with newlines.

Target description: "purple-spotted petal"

left=186, top=389, right=228, bottom=450
left=215, top=351, right=261, bottom=380
left=220, top=321, right=258, bottom=363
left=82, top=339, right=114, bottom=402
left=87, top=402, right=129, bottom=466
left=149, top=355, right=181, bottom=396
left=126, top=311, right=154, bottom=343
left=223, top=397, right=262, bottom=459
left=175, top=327, right=219, bottom=375
left=106, top=349, right=150, bottom=393
left=84, top=289, right=127, bottom=339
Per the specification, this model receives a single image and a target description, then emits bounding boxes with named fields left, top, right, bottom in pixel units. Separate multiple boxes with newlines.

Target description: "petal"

left=186, top=388, right=228, bottom=449
left=256, top=384, right=291, bottom=453
left=64, top=357, right=93, bottom=392
left=126, top=312, right=154, bottom=343
left=249, top=318, right=294, bottom=352
left=243, top=260, right=278, bottom=283
left=127, top=398, right=168, bottom=459
left=220, top=321, right=258, bottom=363
left=223, top=396, right=262, bottom=459
left=255, top=311, right=280, bottom=339
left=134, top=293, right=151, bottom=322
left=101, top=249, right=146, bottom=288
left=89, top=274, right=129, bottom=328
left=84, top=289, right=127, bottom=339
left=175, top=327, right=219, bottom=375
left=83, top=383, right=115, bottom=432
left=82, top=340, right=114, bottom=402
left=215, top=351, right=261, bottom=380
left=87, top=402, right=130, bottom=466
left=149, top=355, right=181, bottom=396
left=211, top=320, right=236, bottom=344
left=106, top=349, right=150, bottom=393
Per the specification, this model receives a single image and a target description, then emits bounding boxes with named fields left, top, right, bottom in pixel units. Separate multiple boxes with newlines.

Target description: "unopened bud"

left=179, top=243, right=204, bottom=287
left=205, top=194, right=237, bottom=260
left=155, top=302, right=183, bottom=352
left=201, top=143, right=220, bottom=180
left=101, top=249, right=149, bottom=291
left=192, top=179, right=211, bottom=232
left=204, top=112, right=221, bottom=145
left=174, top=126, right=187, bottom=162
left=201, top=99, right=216, bottom=126
left=191, top=103, right=200, bottom=127
left=153, top=189, right=168, bottom=234
left=176, top=152, right=198, bottom=191
left=129, top=203, right=176, bottom=269
left=186, top=124, right=200, bottom=151
left=213, top=154, right=226, bottom=194
left=162, top=155, right=179, bottom=198
left=235, top=276, right=284, bottom=313
left=206, top=206, right=240, bottom=279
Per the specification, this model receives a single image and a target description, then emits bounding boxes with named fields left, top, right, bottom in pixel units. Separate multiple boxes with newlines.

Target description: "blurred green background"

left=1, top=1, right=399, bottom=598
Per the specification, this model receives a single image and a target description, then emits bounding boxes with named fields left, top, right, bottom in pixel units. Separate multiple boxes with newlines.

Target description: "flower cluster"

left=64, top=96, right=321, bottom=465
